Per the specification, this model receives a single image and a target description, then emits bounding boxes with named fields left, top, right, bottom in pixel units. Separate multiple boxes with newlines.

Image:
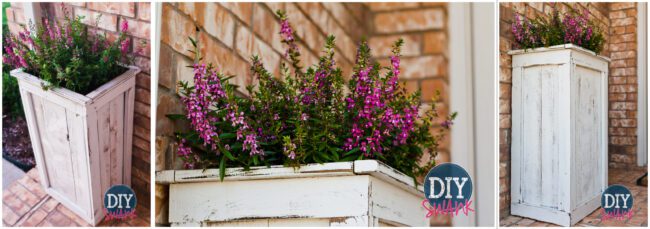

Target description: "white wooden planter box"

left=11, top=66, right=140, bottom=225
left=508, top=44, right=609, bottom=226
left=156, top=160, right=429, bottom=227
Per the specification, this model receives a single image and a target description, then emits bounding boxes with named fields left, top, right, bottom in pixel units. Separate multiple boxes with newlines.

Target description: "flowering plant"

left=511, top=6, right=605, bottom=54
left=170, top=11, right=456, bottom=181
left=3, top=8, right=138, bottom=94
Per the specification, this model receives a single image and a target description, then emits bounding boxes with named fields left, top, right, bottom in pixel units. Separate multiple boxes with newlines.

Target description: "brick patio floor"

left=3, top=169, right=150, bottom=227
left=500, top=168, right=648, bottom=227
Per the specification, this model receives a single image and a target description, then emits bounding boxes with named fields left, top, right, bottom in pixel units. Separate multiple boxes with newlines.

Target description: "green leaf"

left=340, top=155, right=357, bottom=162
left=166, top=114, right=186, bottom=120
left=219, top=157, right=226, bottom=182
left=223, top=149, right=236, bottom=161
left=189, top=37, right=197, bottom=48
left=219, top=133, right=236, bottom=139
left=344, top=148, right=360, bottom=157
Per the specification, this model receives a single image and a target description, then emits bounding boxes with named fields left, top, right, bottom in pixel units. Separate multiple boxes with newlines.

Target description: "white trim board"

left=637, top=3, right=647, bottom=167
left=448, top=2, right=496, bottom=227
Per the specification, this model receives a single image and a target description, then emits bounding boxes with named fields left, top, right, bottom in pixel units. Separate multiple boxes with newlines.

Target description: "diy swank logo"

left=600, top=184, right=634, bottom=221
left=422, top=163, right=474, bottom=218
left=103, top=185, right=137, bottom=220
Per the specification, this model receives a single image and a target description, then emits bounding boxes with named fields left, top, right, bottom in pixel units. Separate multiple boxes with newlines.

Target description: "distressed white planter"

left=508, top=44, right=609, bottom=226
left=11, top=66, right=140, bottom=225
left=156, top=160, right=428, bottom=226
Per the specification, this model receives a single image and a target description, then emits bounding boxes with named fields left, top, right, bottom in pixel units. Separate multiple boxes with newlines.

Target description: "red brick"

left=87, top=2, right=135, bottom=18
left=611, top=118, right=636, bottom=127
left=421, top=78, right=448, bottom=103
left=75, top=8, right=118, bottom=32
left=134, top=124, right=149, bottom=141
left=134, top=37, right=151, bottom=57
left=132, top=137, right=150, bottom=157
left=41, top=198, right=59, bottom=213
left=423, top=32, right=448, bottom=56
left=4, top=193, right=29, bottom=216
left=10, top=182, right=41, bottom=208
left=500, top=99, right=511, bottom=114
left=55, top=205, right=88, bottom=226
left=181, top=3, right=235, bottom=49
left=18, top=176, right=46, bottom=199
left=374, top=8, right=445, bottom=33
left=135, top=100, right=150, bottom=118
left=400, top=80, right=419, bottom=95
left=286, top=3, right=326, bottom=54
left=138, top=2, right=151, bottom=21
left=610, top=3, right=636, bottom=11
left=220, top=2, right=253, bottom=26
left=609, top=85, right=636, bottom=93
left=609, top=10, right=627, bottom=19
left=137, top=73, right=151, bottom=90
left=161, top=3, right=196, bottom=58
left=122, top=17, right=150, bottom=39
left=369, top=34, right=421, bottom=57
left=235, top=25, right=281, bottom=82
left=136, top=88, right=150, bottom=105
left=399, top=55, right=446, bottom=79
left=3, top=205, right=20, bottom=226
left=611, top=67, right=635, bottom=77
left=611, top=17, right=636, bottom=26
left=252, top=3, right=283, bottom=55
left=22, top=209, right=48, bottom=227
left=27, top=169, right=40, bottom=181
left=367, top=2, right=420, bottom=11
left=158, top=45, right=174, bottom=89
left=611, top=136, right=636, bottom=145
left=198, top=31, right=249, bottom=91
left=46, top=211, right=74, bottom=226
left=500, top=114, right=511, bottom=128
left=322, top=3, right=363, bottom=40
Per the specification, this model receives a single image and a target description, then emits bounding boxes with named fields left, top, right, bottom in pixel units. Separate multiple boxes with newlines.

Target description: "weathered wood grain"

left=159, top=160, right=428, bottom=227
left=12, top=66, right=140, bottom=225
left=510, top=45, right=609, bottom=226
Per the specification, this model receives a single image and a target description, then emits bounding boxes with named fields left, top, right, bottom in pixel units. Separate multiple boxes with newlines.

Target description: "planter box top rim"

left=507, top=44, right=610, bottom=62
left=10, top=65, right=141, bottom=104
left=156, top=160, right=424, bottom=193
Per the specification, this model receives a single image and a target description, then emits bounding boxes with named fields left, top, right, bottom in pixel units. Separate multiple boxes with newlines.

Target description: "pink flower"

left=120, top=39, right=130, bottom=54
left=121, top=20, right=129, bottom=33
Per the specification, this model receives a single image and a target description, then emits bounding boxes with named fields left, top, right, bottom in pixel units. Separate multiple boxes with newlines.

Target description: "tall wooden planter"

left=508, top=44, right=609, bottom=226
left=11, top=66, right=141, bottom=225
left=156, top=160, right=428, bottom=226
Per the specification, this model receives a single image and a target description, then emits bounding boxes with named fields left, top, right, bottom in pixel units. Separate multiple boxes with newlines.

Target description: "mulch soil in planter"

left=2, top=114, right=35, bottom=171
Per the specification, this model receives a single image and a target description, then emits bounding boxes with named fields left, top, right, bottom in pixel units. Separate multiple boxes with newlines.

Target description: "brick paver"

left=3, top=168, right=150, bottom=227
left=501, top=168, right=648, bottom=227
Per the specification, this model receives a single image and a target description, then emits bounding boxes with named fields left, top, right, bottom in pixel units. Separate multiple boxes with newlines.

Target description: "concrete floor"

left=2, top=159, right=25, bottom=190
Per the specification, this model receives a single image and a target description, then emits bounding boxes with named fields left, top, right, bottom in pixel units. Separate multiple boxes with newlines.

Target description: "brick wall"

left=5, top=2, right=152, bottom=215
left=155, top=2, right=449, bottom=225
left=499, top=2, right=641, bottom=219
left=608, top=3, right=639, bottom=168
left=366, top=2, right=450, bottom=166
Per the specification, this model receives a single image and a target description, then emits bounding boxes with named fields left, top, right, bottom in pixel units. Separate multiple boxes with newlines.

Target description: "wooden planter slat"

left=156, top=160, right=428, bottom=226
left=12, top=66, right=140, bottom=225
left=509, top=44, right=609, bottom=226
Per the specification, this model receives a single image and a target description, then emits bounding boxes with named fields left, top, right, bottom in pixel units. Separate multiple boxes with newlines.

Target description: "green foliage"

left=171, top=12, right=456, bottom=182
left=511, top=6, right=605, bottom=54
left=3, top=64, right=23, bottom=117
left=3, top=11, right=136, bottom=94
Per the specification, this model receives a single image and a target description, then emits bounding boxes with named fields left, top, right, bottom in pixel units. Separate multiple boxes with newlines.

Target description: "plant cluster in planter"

left=511, top=5, right=605, bottom=54
left=169, top=11, right=457, bottom=181
left=3, top=8, right=140, bottom=94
